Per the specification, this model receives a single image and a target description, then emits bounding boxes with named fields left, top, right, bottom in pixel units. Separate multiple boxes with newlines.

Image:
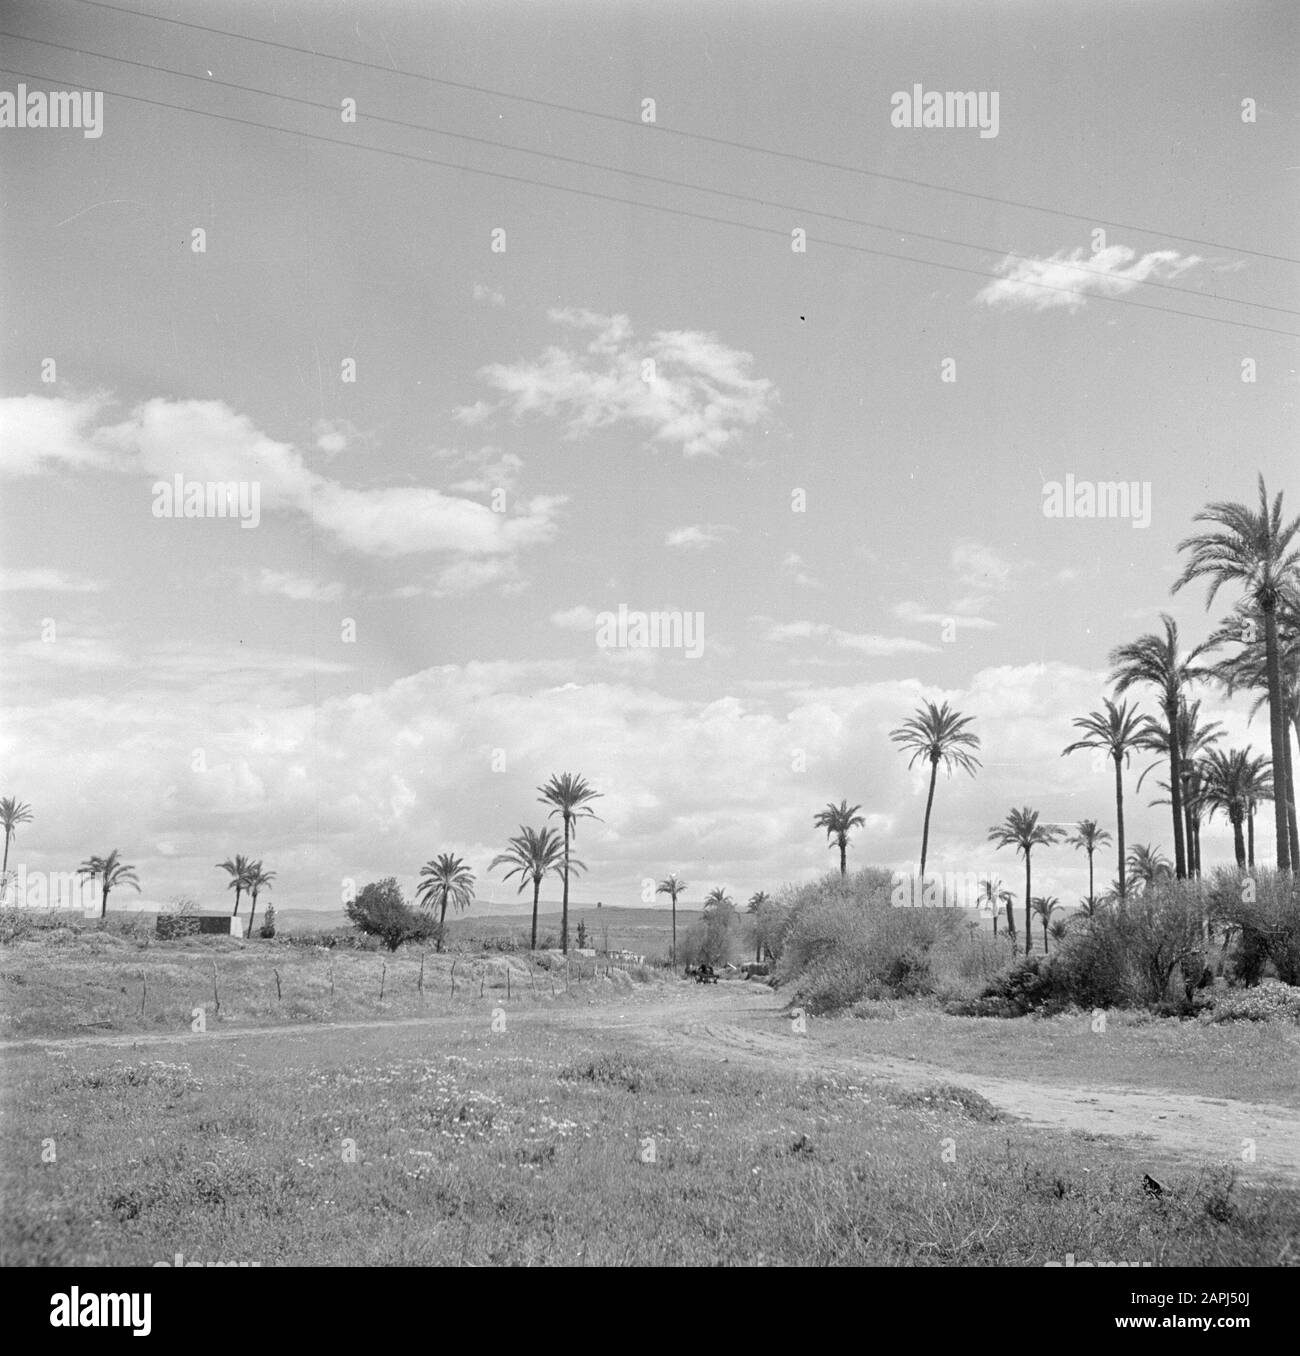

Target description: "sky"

left=1, top=0, right=1297, bottom=916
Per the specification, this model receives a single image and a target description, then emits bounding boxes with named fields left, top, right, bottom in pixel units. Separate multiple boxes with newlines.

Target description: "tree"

left=1126, top=843, right=1173, bottom=893
left=812, top=800, right=866, bottom=878
left=1063, top=698, right=1145, bottom=901
left=346, top=878, right=434, bottom=952
left=77, top=849, right=140, bottom=919
left=1109, top=615, right=1208, bottom=879
left=1173, top=475, right=1300, bottom=871
left=1136, top=699, right=1223, bottom=879
left=416, top=853, right=475, bottom=951
left=537, top=772, right=602, bottom=953
left=703, top=887, right=735, bottom=912
left=889, top=701, right=981, bottom=879
left=978, top=876, right=1014, bottom=939
left=1, top=797, right=33, bottom=874
left=215, top=854, right=253, bottom=918
left=489, top=825, right=578, bottom=951
left=747, top=891, right=772, bottom=959
left=1198, top=748, right=1272, bottom=869
left=987, top=808, right=1063, bottom=956
left=1066, top=819, right=1112, bottom=909
left=655, top=872, right=687, bottom=968
left=1031, top=896, right=1061, bottom=952
left=244, top=862, right=276, bottom=937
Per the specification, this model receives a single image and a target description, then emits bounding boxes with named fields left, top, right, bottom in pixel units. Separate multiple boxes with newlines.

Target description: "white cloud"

left=472, top=283, right=505, bottom=307
left=551, top=605, right=599, bottom=630
left=782, top=552, right=823, bottom=589
left=665, top=523, right=735, bottom=550
left=0, top=568, right=105, bottom=593
left=245, top=569, right=343, bottom=603
left=893, top=600, right=996, bottom=631
left=471, top=309, right=777, bottom=457
left=0, top=392, right=121, bottom=476
left=976, top=244, right=1203, bottom=312
left=763, top=619, right=938, bottom=656
left=951, top=539, right=1016, bottom=592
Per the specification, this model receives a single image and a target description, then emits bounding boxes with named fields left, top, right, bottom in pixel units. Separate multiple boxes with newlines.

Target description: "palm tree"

left=490, top=825, right=578, bottom=951
left=1109, top=615, right=1208, bottom=879
left=1125, top=843, right=1173, bottom=893
left=77, top=849, right=140, bottom=919
left=1199, top=748, right=1272, bottom=869
left=537, top=772, right=603, bottom=953
left=655, top=872, right=687, bottom=968
left=747, top=891, right=771, bottom=961
left=812, top=800, right=866, bottom=878
left=1031, top=896, right=1061, bottom=953
left=1136, top=700, right=1223, bottom=879
left=1065, top=819, right=1112, bottom=909
left=1063, top=699, right=1145, bottom=900
left=0, top=797, right=33, bottom=874
left=1240, top=752, right=1275, bottom=869
left=416, top=853, right=475, bottom=950
left=1173, top=475, right=1300, bottom=871
left=703, top=887, right=734, bottom=911
left=988, top=808, right=1063, bottom=956
left=978, top=876, right=1015, bottom=939
left=215, top=854, right=253, bottom=918
left=889, top=701, right=981, bottom=880
left=244, top=862, right=276, bottom=936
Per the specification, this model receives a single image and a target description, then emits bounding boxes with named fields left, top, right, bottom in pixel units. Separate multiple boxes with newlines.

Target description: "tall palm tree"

left=1062, top=698, right=1145, bottom=900
left=1136, top=700, right=1223, bottom=879
left=416, top=853, right=475, bottom=951
left=1065, top=819, right=1112, bottom=908
left=0, top=797, right=33, bottom=874
left=988, top=807, right=1063, bottom=956
left=978, top=875, right=1015, bottom=939
left=215, top=854, right=253, bottom=918
left=77, top=849, right=140, bottom=919
left=1199, top=748, right=1272, bottom=869
left=490, top=825, right=579, bottom=951
left=1173, top=475, right=1300, bottom=871
left=812, top=800, right=866, bottom=878
left=889, top=701, right=981, bottom=880
left=1240, top=751, right=1275, bottom=869
left=1109, top=615, right=1208, bottom=879
left=244, top=862, right=276, bottom=936
left=747, top=891, right=771, bottom=960
left=537, top=772, right=603, bottom=953
left=655, top=872, right=687, bottom=968
left=1031, top=896, right=1061, bottom=953
left=1125, top=843, right=1173, bottom=893
left=703, top=887, right=734, bottom=911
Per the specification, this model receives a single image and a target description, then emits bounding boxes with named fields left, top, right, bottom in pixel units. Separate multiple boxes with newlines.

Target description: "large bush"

left=775, top=868, right=960, bottom=1013
left=345, top=878, right=439, bottom=952
left=1207, top=868, right=1300, bottom=986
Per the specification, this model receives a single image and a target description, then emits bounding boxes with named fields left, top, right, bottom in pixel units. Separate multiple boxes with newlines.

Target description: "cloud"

left=245, top=569, right=344, bottom=603
left=472, top=283, right=505, bottom=307
left=470, top=309, right=777, bottom=456
left=551, top=605, right=599, bottom=630
left=893, top=600, right=996, bottom=631
left=763, top=619, right=938, bottom=656
left=0, top=392, right=121, bottom=476
left=312, top=418, right=367, bottom=456
left=439, top=446, right=524, bottom=495
left=665, top=523, right=735, bottom=550
left=5, top=395, right=563, bottom=568
left=976, top=244, right=1203, bottom=312
left=0, top=568, right=105, bottom=593
left=951, top=539, right=1016, bottom=592
left=782, top=552, right=823, bottom=589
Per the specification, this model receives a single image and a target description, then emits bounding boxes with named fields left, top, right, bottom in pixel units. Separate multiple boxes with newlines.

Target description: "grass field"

left=3, top=927, right=1298, bottom=1266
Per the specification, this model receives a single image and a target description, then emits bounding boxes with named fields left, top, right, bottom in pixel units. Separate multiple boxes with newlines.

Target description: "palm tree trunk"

left=247, top=892, right=258, bottom=936
left=232, top=884, right=242, bottom=918
left=1042, top=919, right=1049, bottom=953
left=1231, top=813, right=1246, bottom=868
left=1113, top=752, right=1128, bottom=902
left=1087, top=848, right=1095, bottom=905
left=1262, top=609, right=1293, bottom=872
left=919, top=759, right=939, bottom=880
left=1005, top=896, right=1015, bottom=942
left=1024, top=853, right=1032, bottom=957
left=100, top=882, right=108, bottom=919
left=839, top=837, right=847, bottom=877
left=1167, top=699, right=1187, bottom=879
left=1285, top=715, right=1299, bottom=871
left=439, top=896, right=448, bottom=949
left=561, top=816, right=571, bottom=953
left=1248, top=803, right=1256, bottom=869
left=1183, top=793, right=1196, bottom=879
left=2, top=830, right=10, bottom=873
left=530, top=877, right=540, bottom=951
left=671, top=895, right=677, bottom=969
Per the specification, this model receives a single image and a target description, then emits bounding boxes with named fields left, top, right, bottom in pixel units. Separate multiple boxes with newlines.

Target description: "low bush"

left=1194, top=980, right=1300, bottom=1024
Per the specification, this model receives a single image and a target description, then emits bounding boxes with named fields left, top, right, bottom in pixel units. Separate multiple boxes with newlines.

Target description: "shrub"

left=1208, top=867, right=1300, bottom=985
left=155, top=915, right=201, bottom=940
left=259, top=904, right=276, bottom=939
left=776, top=868, right=960, bottom=1013
left=1194, top=980, right=1300, bottom=1024
left=947, top=956, right=1057, bottom=1017
left=345, top=878, right=439, bottom=952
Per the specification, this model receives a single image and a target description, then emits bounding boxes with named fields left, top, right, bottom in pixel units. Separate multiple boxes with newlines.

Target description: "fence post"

left=273, top=968, right=282, bottom=1001
left=450, top=959, right=457, bottom=997
left=139, top=971, right=146, bottom=1016
left=211, top=960, right=220, bottom=1015
left=419, top=950, right=425, bottom=997
left=379, top=961, right=386, bottom=1002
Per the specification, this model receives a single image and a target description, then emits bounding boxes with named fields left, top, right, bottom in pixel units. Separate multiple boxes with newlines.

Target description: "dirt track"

left=5, top=981, right=1299, bottom=1186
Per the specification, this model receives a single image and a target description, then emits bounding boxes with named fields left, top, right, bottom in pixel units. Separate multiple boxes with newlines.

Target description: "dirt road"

left=5, top=981, right=1299, bottom=1185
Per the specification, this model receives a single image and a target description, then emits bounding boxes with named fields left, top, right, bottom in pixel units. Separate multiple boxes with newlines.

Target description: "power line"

left=64, top=0, right=1300, bottom=267
left=8, top=29, right=1295, bottom=319
left=5, top=59, right=1298, bottom=340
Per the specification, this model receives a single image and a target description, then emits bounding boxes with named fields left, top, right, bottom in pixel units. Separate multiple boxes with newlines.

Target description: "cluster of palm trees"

left=214, top=855, right=277, bottom=932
